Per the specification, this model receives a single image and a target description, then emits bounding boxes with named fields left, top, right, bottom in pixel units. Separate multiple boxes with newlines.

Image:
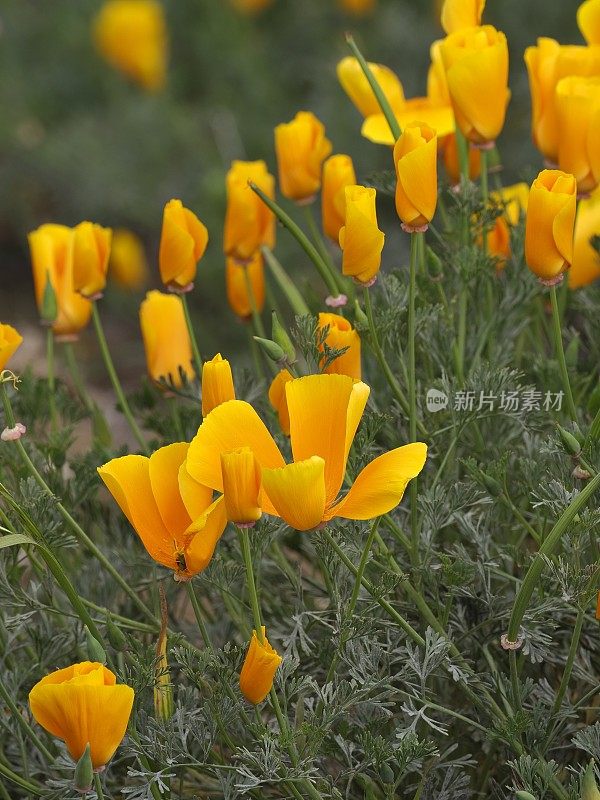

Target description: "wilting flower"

left=338, top=55, right=454, bottom=147
left=274, top=111, right=332, bottom=203
left=231, top=0, right=273, bottom=12
left=98, top=442, right=227, bottom=580
left=339, top=186, right=385, bottom=285
left=221, top=447, right=262, bottom=526
left=94, top=0, right=168, bottom=92
left=109, top=229, right=149, bottom=290
left=226, top=253, right=265, bottom=319
left=524, top=39, right=600, bottom=163
left=139, top=290, right=195, bottom=386
left=442, top=132, right=481, bottom=184
left=578, top=0, right=600, bottom=44
left=555, top=76, right=600, bottom=195
left=159, top=199, right=208, bottom=292
left=322, top=155, right=357, bottom=243
left=569, top=192, right=600, bottom=288
left=394, top=123, right=438, bottom=231
left=202, top=353, right=236, bottom=417
left=440, top=25, right=509, bottom=146
left=525, top=170, right=577, bottom=284
left=224, top=161, right=275, bottom=263
left=29, top=662, right=134, bottom=769
left=93, top=0, right=168, bottom=91
left=317, top=313, right=361, bottom=380
left=0, top=324, right=23, bottom=372
left=239, top=627, right=282, bottom=704
left=187, top=373, right=427, bottom=531
left=268, top=369, right=293, bottom=435
left=485, top=183, right=529, bottom=267
left=28, top=224, right=92, bottom=339
left=440, top=0, right=486, bottom=33
left=72, top=221, right=112, bottom=299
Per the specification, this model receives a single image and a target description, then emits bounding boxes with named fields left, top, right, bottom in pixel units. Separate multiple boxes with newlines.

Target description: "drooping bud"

left=253, top=336, right=286, bottom=365
left=85, top=628, right=106, bottom=665
left=557, top=425, right=582, bottom=457
left=73, top=743, right=94, bottom=793
left=271, top=312, right=296, bottom=365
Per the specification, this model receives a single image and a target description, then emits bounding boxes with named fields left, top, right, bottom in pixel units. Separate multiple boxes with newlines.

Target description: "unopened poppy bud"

left=86, top=628, right=106, bottom=665
left=106, top=615, right=127, bottom=652
left=41, top=271, right=58, bottom=325
left=481, top=474, right=503, bottom=497
left=515, top=792, right=537, bottom=800
left=221, top=447, right=262, bottom=526
left=353, top=300, right=369, bottom=332
left=425, top=247, right=443, bottom=280
left=582, top=760, right=600, bottom=800
left=159, top=199, right=208, bottom=292
left=202, top=354, right=235, bottom=417
left=74, top=743, right=93, bottom=793
left=154, top=632, right=173, bottom=721
left=557, top=425, right=582, bottom=457
left=380, top=763, right=395, bottom=784
left=271, top=312, right=296, bottom=364
left=274, top=111, right=332, bottom=203
left=253, top=336, right=286, bottom=365
left=339, top=185, right=385, bottom=285
left=239, top=627, right=282, bottom=704
left=394, top=124, right=438, bottom=232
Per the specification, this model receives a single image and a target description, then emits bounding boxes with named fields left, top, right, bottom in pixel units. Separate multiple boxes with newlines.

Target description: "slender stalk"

left=94, top=772, right=105, bottom=800
left=63, top=342, right=95, bottom=414
left=242, top=265, right=267, bottom=340
left=408, top=233, right=420, bottom=575
left=454, top=129, right=470, bottom=386
left=303, top=205, right=348, bottom=298
left=249, top=183, right=339, bottom=298
left=238, top=527, right=263, bottom=639
left=549, top=285, right=578, bottom=423
left=1, top=381, right=157, bottom=625
left=261, top=246, right=311, bottom=317
left=0, top=676, right=55, bottom=762
left=185, top=582, right=211, bottom=649
left=46, top=328, right=58, bottom=433
left=91, top=301, right=149, bottom=453
left=181, top=293, right=203, bottom=376
left=363, top=287, right=428, bottom=437
left=0, top=758, right=43, bottom=796
left=509, top=649, right=522, bottom=713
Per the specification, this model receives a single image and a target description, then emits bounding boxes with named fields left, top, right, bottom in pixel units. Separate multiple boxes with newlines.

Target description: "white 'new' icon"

left=426, top=389, right=448, bottom=413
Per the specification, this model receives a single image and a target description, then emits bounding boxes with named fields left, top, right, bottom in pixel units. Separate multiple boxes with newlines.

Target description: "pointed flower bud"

left=106, top=615, right=127, bottom=652
left=159, top=199, right=208, bottom=292
left=394, top=124, right=438, bottom=232
left=339, top=186, right=385, bottom=285
left=73, top=743, right=94, bottom=793
left=220, top=447, right=262, bottom=527
left=583, top=760, right=600, bottom=800
left=239, top=627, right=282, bottom=704
left=85, top=628, right=107, bottom=665
left=40, top=271, right=59, bottom=325
left=271, top=312, right=296, bottom=364
left=202, top=353, right=236, bottom=417
left=253, top=336, right=286, bottom=364
left=274, top=111, right=332, bottom=203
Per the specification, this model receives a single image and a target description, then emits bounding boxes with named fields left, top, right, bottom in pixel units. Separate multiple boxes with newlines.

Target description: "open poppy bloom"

left=98, top=442, right=227, bottom=580
left=186, top=374, right=427, bottom=532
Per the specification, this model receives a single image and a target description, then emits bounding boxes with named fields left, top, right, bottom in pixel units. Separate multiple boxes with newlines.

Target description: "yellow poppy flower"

left=440, top=25, right=509, bottom=146
left=317, top=312, right=361, bottom=380
left=525, top=170, right=577, bottom=283
left=186, top=374, right=427, bottom=532
left=202, top=353, right=236, bottom=417
left=322, top=155, right=357, bottom=244
left=556, top=76, right=600, bottom=195
left=224, top=160, right=276, bottom=263
left=221, top=447, right=262, bottom=526
left=139, top=290, right=195, bottom=387
left=159, top=199, right=208, bottom=292
left=485, top=183, right=529, bottom=268
left=569, top=191, right=600, bottom=288
left=268, top=369, right=293, bottom=435
left=93, top=0, right=168, bottom=92
left=226, top=252, right=265, bottom=320
left=274, top=111, right=332, bottom=203
left=239, top=627, right=282, bottom=704
left=109, top=229, right=149, bottom=290
left=442, top=132, right=481, bottom=184
left=440, top=0, right=486, bottom=34
left=29, top=662, right=134, bottom=769
left=28, top=224, right=92, bottom=339
left=0, top=324, right=23, bottom=372
left=578, top=0, right=600, bottom=44
left=337, top=57, right=405, bottom=119
left=339, top=185, right=385, bottom=285
left=98, top=442, right=228, bottom=580
left=72, top=221, right=112, bottom=299
left=394, top=123, right=438, bottom=231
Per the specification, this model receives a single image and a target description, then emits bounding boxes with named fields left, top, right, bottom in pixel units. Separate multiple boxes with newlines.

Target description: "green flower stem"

left=507, top=471, right=600, bottom=642
left=542, top=606, right=586, bottom=752
left=455, top=128, right=469, bottom=180
left=302, top=204, right=350, bottom=300
left=238, top=527, right=263, bottom=639
left=0, top=757, right=43, bottom=796
left=363, top=287, right=428, bottom=438
left=249, top=183, right=340, bottom=299
left=185, top=582, right=211, bottom=649
left=454, top=129, right=471, bottom=386
left=63, top=342, right=95, bottom=414
left=91, top=301, right=149, bottom=454
left=509, top=649, right=522, bottom=714
left=94, top=772, right=105, bottom=800
left=1, top=381, right=157, bottom=626
left=241, top=264, right=267, bottom=342
left=345, top=34, right=401, bottom=141
left=0, top=676, right=55, bottom=763
left=181, top=293, right=203, bottom=377
left=261, top=246, right=311, bottom=318
left=549, top=285, right=578, bottom=424
left=46, top=328, right=58, bottom=433
left=408, top=233, right=421, bottom=575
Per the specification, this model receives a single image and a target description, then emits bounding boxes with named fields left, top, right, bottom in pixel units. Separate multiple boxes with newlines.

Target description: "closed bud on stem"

left=515, top=792, right=537, bottom=800
left=557, top=425, right=582, bottom=457
left=85, top=628, right=106, bottom=665
left=41, top=271, right=58, bottom=326
left=253, top=336, right=286, bottom=365
left=481, top=473, right=503, bottom=497
left=425, top=246, right=443, bottom=280
left=271, top=312, right=296, bottom=364
left=73, top=743, right=93, bottom=793
left=582, top=760, right=600, bottom=800
left=106, top=614, right=127, bottom=652
left=353, top=300, right=369, bottom=332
